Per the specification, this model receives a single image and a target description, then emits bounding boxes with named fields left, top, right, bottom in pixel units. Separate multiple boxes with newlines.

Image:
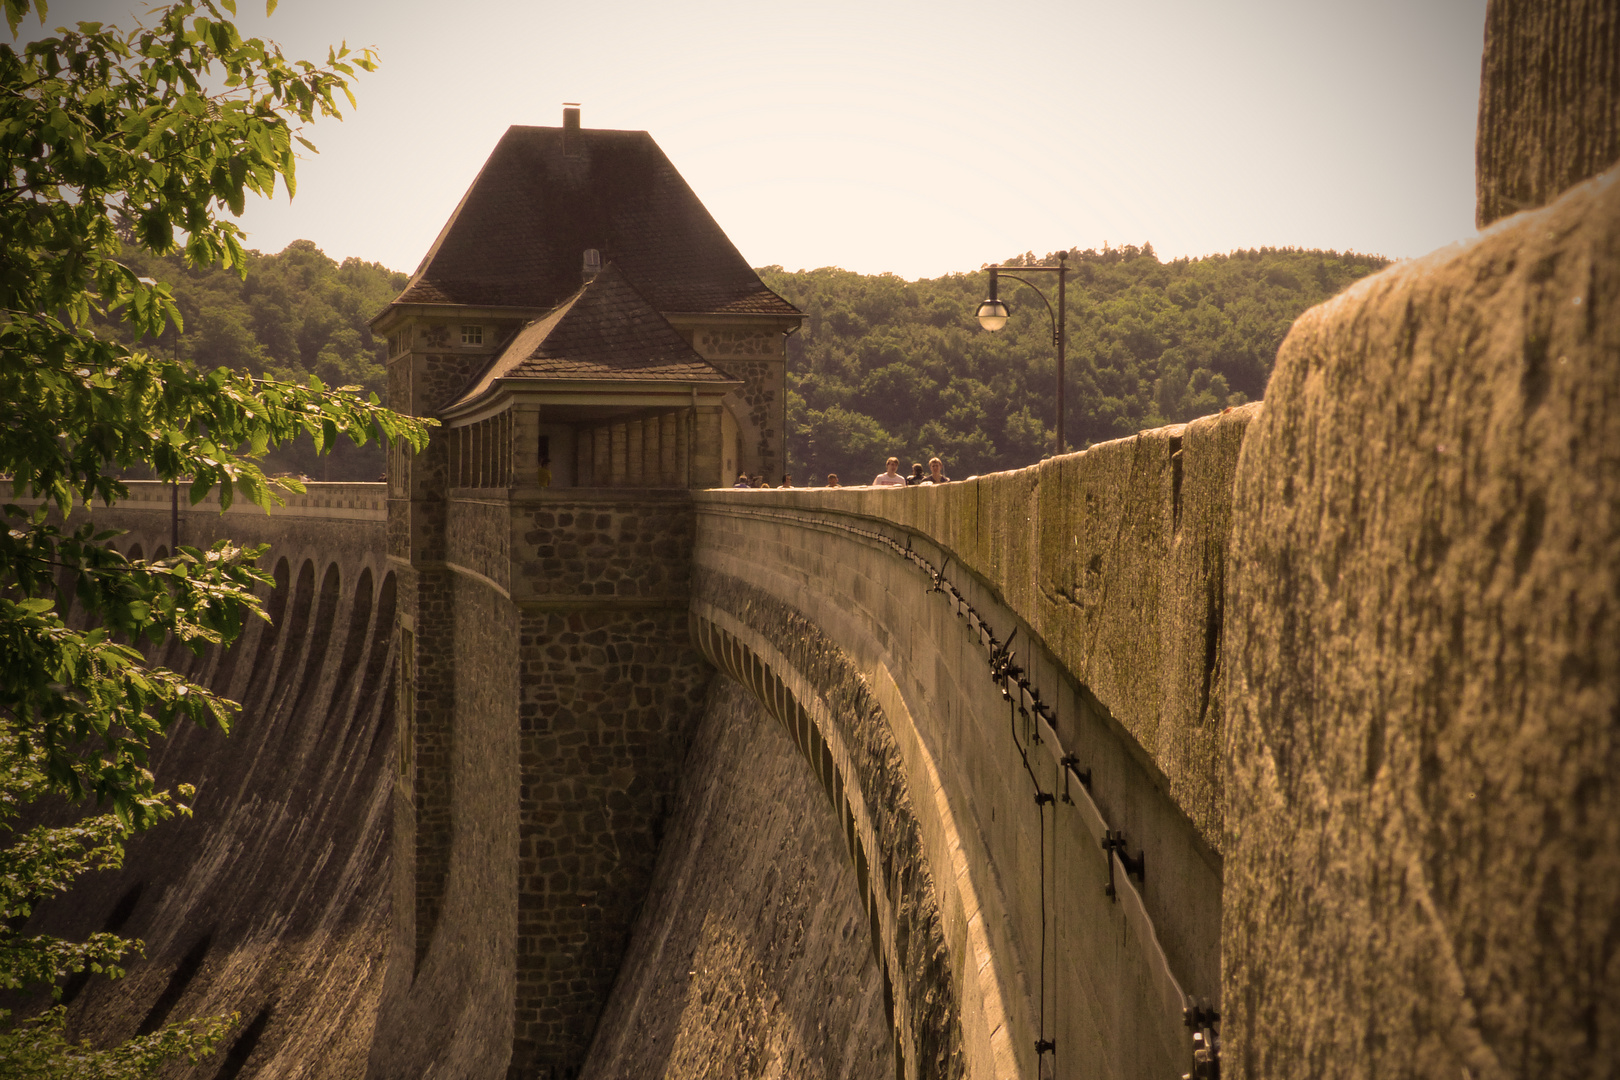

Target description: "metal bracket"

left=1059, top=753, right=1090, bottom=803
left=1182, top=1002, right=1220, bottom=1080
left=1101, top=829, right=1145, bottom=898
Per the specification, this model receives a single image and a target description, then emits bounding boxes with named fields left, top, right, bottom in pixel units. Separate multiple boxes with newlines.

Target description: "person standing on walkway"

left=872, top=457, right=907, bottom=487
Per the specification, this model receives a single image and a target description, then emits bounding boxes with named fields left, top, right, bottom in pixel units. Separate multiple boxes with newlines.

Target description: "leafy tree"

left=109, top=239, right=406, bottom=480
left=761, top=244, right=1389, bottom=483
left=0, top=1, right=430, bottom=1073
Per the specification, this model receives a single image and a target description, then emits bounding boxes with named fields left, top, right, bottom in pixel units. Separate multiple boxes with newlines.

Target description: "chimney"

left=562, top=102, right=580, bottom=155
left=582, top=248, right=601, bottom=282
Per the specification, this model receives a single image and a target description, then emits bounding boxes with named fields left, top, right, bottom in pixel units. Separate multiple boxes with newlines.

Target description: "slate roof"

left=450, top=263, right=736, bottom=410
left=392, top=124, right=800, bottom=317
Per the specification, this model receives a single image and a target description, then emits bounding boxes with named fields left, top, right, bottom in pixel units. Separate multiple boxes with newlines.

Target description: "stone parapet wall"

left=84, top=479, right=386, bottom=521
left=692, top=403, right=1256, bottom=851
left=1222, top=165, right=1620, bottom=1080
left=689, top=490, right=1226, bottom=1080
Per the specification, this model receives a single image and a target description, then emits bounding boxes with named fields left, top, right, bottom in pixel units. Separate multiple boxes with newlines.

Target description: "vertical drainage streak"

left=289, top=563, right=341, bottom=722
left=326, top=567, right=375, bottom=727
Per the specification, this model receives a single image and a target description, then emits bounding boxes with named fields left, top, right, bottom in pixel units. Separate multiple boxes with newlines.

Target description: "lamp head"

left=976, top=298, right=1010, bottom=332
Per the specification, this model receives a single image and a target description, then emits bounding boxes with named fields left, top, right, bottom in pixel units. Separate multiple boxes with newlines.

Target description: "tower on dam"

left=365, top=108, right=804, bottom=1078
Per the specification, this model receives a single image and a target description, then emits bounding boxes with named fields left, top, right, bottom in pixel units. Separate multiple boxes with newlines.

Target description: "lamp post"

left=975, top=249, right=1069, bottom=456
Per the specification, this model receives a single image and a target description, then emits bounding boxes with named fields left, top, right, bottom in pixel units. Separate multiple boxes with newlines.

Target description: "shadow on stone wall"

left=15, top=515, right=398, bottom=1080
left=579, top=678, right=892, bottom=1080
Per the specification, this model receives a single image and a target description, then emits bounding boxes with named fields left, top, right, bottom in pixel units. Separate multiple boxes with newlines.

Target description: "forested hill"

left=111, top=240, right=1387, bottom=482
left=108, top=240, right=405, bottom=479
left=761, top=244, right=1389, bottom=484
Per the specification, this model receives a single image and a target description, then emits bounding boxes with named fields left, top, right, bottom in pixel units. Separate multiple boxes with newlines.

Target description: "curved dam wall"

left=678, top=403, right=1248, bottom=1080
left=15, top=160, right=1617, bottom=1080
left=658, top=167, right=1620, bottom=1080
left=20, top=483, right=398, bottom=1079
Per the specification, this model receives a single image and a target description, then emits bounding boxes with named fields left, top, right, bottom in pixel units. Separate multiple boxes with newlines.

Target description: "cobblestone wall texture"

left=514, top=497, right=694, bottom=602
left=511, top=608, right=714, bottom=1077
left=448, top=496, right=513, bottom=591
left=709, top=356, right=782, bottom=473
left=579, top=678, right=893, bottom=1080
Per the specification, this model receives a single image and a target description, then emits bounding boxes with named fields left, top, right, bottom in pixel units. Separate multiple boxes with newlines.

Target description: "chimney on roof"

left=562, top=103, right=581, bottom=155
left=582, top=248, right=601, bottom=282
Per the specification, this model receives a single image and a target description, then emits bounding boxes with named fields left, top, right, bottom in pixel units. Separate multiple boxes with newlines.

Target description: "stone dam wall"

left=21, top=484, right=396, bottom=1079
left=13, top=143, right=1619, bottom=1080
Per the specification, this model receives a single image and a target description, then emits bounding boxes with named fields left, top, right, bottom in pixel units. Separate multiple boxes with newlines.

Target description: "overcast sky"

left=30, top=0, right=1490, bottom=279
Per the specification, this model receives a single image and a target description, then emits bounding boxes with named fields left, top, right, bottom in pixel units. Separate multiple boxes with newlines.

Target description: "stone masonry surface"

left=690, top=568, right=965, bottom=1080
left=579, top=678, right=893, bottom=1080
left=511, top=607, right=714, bottom=1077
left=449, top=496, right=514, bottom=592
left=514, top=496, right=694, bottom=601
left=1222, top=168, right=1620, bottom=1079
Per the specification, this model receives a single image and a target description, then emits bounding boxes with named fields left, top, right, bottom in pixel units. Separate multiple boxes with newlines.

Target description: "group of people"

left=871, top=456, right=951, bottom=487
left=730, top=456, right=952, bottom=489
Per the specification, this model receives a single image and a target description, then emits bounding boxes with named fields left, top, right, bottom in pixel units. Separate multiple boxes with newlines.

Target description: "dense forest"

left=107, top=240, right=405, bottom=479
left=763, top=244, right=1390, bottom=484
left=114, top=240, right=1388, bottom=482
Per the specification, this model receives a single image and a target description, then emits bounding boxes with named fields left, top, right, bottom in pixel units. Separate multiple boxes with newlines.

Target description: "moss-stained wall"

left=691, top=403, right=1255, bottom=853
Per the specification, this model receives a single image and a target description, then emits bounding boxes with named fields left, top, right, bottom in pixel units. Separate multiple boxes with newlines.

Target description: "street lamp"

left=975, top=249, right=1069, bottom=455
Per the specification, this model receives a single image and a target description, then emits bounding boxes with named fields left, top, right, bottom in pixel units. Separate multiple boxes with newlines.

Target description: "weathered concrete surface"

left=579, top=678, right=892, bottom=1080
left=1476, top=0, right=1620, bottom=227
left=1223, top=171, right=1620, bottom=1078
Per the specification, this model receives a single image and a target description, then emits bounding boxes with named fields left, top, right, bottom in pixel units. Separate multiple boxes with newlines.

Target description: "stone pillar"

left=512, top=408, right=539, bottom=486
left=577, top=426, right=594, bottom=487
left=593, top=427, right=611, bottom=488
left=609, top=422, right=628, bottom=487
left=626, top=419, right=644, bottom=486
left=500, top=413, right=511, bottom=487
left=691, top=406, right=724, bottom=489
left=643, top=417, right=661, bottom=487
left=660, top=412, right=678, bottom=487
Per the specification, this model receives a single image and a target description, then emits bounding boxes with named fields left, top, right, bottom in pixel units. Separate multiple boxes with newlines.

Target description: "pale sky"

left=33, top=0, right=1489, bottom=279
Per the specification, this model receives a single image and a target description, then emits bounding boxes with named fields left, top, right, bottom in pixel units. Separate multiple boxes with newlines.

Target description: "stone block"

left=1223, top=171, right=1620, bottom=1078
